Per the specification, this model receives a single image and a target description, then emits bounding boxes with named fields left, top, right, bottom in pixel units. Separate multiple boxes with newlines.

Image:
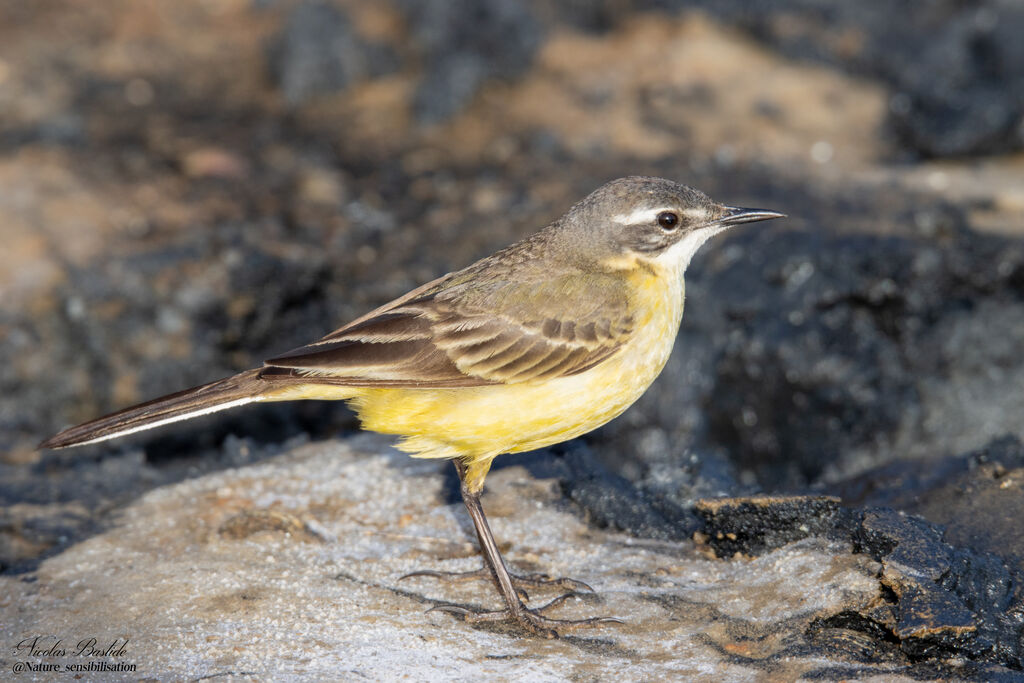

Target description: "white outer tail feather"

left=65, top=397, right=258, bottom=447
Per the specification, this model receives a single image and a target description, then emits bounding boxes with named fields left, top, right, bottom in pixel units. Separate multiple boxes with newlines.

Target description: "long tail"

left=40, top=369, right=269, bottom=449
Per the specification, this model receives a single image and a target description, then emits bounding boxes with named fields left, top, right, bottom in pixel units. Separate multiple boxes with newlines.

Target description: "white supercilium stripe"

left=611, top=206, right=709, bottom=225
left=610, top=207, right=673, bottom=225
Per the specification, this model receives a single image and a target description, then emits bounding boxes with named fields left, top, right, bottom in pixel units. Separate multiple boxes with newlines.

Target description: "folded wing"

left=261, top=274, right=634, bottom=387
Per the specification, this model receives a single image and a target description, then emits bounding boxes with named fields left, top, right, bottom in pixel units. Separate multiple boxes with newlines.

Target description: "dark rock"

left=853, top=508, right=1022, bottom=665
left=693, top=495, right=841, bottom=557
left=529, top=0, right=629, bottom=33
left=695, top=495, right=1023, bottom=668
left=672, top=215, right=1024, bottom=490
left=807, top=611, right=906, bottom=664
left=0, top=450, right=152, bottom=571
left=856, top=510, right=979, bottom=657
left=0, top=502, right=93, bottom=574
left=831, top=436, right=1024, bottom=574
left=267, top=0, right=398, bottom=105
left=556, top=443, right=697, bottom=541
left=884, top=0, right=1024, bottom=158
left=395, top=0, right=544, bottom=123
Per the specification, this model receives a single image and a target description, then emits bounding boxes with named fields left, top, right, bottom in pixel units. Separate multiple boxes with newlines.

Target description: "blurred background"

left=3, top=0, right=1024, bottom=595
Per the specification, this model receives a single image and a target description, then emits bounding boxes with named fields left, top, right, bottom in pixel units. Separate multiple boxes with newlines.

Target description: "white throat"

left=654, top=224, right=731, bottom=277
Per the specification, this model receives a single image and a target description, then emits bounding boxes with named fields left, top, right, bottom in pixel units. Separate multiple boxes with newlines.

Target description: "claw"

left=399, top=568, right=482, bottom=582
left=425, top=603, right=474, bottom=617
left=534, top=592, right=575, bottom=611
left=398, top=569, right=448, bottom=582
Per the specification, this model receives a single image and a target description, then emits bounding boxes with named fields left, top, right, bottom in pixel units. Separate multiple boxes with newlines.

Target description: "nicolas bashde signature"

left=14, top=635, right=128, bottom=658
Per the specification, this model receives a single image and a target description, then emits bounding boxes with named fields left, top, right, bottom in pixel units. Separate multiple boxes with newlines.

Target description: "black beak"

left=716, top=206, right=786, bottom=227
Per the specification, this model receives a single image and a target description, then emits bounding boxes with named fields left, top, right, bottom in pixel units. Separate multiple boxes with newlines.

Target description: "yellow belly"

left=269, top=270, right=685, bottom=491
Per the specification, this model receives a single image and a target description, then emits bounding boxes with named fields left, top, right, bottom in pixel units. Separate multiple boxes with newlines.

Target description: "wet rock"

left=693, top=494, right=1024, bottom=668
left=855, top=510, right=981, bottom=659
left=832, top=435, right=1024, bottom=576
left=853, top=509, right=1022, bottom=665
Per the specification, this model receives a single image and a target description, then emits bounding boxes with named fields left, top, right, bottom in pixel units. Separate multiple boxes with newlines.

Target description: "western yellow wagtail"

left=42, top=176, right=783, bottom=636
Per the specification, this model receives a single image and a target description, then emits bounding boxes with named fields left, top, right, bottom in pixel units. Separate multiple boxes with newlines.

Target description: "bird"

left=41, top=176, right=783, bottom=636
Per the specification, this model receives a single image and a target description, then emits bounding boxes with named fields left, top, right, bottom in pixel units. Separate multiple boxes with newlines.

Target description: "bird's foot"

left=427, top=592, right=623, bottom=638
left=400, top=566, right=592, bottom=601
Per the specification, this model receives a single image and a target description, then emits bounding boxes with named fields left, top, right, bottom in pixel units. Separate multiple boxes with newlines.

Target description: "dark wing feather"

left=262, top=304, right=491, bottom=387
left=261, top=271, right=634, bottom=387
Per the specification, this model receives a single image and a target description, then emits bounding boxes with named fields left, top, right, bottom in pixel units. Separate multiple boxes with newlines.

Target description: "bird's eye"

left=657, top=211, right=679, bottom=231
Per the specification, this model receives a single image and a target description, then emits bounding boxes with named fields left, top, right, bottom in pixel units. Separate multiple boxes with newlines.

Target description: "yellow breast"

left=368, top=268, right=677, bottom=437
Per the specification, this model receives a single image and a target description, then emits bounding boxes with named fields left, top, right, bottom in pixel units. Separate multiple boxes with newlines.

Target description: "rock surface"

left=0, top=437, right=918, bottom=680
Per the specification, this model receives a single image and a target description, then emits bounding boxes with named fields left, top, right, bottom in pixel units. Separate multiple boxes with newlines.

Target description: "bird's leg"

left=400, top=456, right=593, bottom=598
left=423, top=459, right=622, bottom=637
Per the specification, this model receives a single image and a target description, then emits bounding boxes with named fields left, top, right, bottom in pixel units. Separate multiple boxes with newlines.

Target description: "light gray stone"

left=3, top=436, right=904, bottom=681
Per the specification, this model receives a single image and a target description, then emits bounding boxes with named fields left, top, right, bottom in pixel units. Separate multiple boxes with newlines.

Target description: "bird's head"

left=559, top=176, right=784, bottom=276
